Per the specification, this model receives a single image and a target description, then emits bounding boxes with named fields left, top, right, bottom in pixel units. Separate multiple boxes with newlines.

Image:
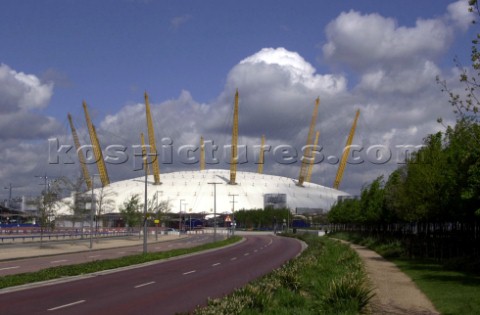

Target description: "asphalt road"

left=0, top=235, right=213, bottom=276
left=0, top=235, right=303, bottom=315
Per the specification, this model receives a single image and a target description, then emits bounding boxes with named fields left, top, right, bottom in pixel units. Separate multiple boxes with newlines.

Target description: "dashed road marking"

left=212, top=263, right=221, bottom=267
left=183, top=270, right=196, bottom=275
left=230, top=257, right=237, bottom=261
left=88, top=255, right=101, bottom=258
left=50, top=259, right=68, bottom=264
left=244, top=253, right=249, bottom=256
left=48, top=300, right=85, bottom=311
left=134, top=281, right=155, bottom=288
left=0, top=266, right=19, bottom=271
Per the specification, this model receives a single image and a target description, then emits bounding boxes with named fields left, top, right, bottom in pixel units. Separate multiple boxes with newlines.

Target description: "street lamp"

left=207, top=182, right=222, bottom=241
left=179, top=199, right=185, bottom=236
left=229, top=194, right=238, bottom=236
left=183, top=202, right=188, bottom=232
left=90, top=174, right=100, bottom=250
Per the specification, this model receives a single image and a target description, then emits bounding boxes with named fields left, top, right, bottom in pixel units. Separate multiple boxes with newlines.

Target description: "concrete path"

left=345, top=242, right=440, bottom=315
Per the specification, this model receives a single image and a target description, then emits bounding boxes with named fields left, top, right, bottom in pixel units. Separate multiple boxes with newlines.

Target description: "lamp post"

left=207, top=182, right=222, bottom=241
left=143, top=160, right=148, bottom=254
left=229, top=194, right=238, bottom=236
left=90, top=174, right=100, bottom=250
left=179, top=199, right=185, bottom=236
left=183, top=202, right=188, bottom=232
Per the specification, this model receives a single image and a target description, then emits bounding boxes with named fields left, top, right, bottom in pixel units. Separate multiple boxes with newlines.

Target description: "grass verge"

left=0, top=236, right=241, bottom=290
left=192, top=234, right=373, bottom=315
left=330, top=232, right=480, bottom=315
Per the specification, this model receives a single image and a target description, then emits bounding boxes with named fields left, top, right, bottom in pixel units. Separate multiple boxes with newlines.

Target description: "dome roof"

left=58, top=169, right=348, bottom=215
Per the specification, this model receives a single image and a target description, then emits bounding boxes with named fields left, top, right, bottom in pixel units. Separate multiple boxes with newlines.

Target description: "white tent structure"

left=58, top=169, right=348, bottom=216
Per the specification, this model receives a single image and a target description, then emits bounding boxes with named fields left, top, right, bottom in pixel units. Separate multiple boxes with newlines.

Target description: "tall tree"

left=120, top=195, right=143, bottom=231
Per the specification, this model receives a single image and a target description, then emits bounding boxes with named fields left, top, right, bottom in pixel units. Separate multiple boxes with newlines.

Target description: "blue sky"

left=0, top=0, right=477, bottom=200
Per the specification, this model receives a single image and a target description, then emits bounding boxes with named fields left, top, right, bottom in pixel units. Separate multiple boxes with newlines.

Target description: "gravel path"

left=345, top=242, right=440, bottom=315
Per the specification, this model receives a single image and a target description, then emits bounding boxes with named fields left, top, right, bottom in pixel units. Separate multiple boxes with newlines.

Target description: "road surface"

left=0, top=234, right=211, bottom=276
left=0, top=235, right=303, bottom=315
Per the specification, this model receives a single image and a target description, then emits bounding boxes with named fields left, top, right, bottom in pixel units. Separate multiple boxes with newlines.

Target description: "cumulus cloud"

left=0, top=63, right=59, bottom=141
left=323, top=10, right=453, bottom=70
left=0, top=63, right=54, bottom=113
left=447, top=0, right=475, bottom=30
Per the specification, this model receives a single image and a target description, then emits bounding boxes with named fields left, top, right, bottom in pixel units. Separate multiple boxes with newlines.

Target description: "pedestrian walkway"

left=344, top=241, right=440, bottom=315
left=0, top=235, right=187, bottom=261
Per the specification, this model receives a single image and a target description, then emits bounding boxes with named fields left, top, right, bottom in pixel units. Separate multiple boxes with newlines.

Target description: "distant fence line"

left=328, top=221, right=480, bottom=261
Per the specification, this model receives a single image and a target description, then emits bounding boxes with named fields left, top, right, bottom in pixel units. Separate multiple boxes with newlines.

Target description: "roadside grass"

left=0, top=236, right=241, bottom=290
left=330, top=232, right=480, bottom=315
left=192, top=234, right=373, bottom=315
left=393, top=259, right=480, bottom=315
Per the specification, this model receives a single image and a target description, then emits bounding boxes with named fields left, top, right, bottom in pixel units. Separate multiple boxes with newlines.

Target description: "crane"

left=83, top=101, right=110, bottom=187
left=297, top=97, right=320, bottom=187
left=257, top=135, right=266, bottom=174
left=67, top=113, right=92, bottom=190
left=306, top=130, right=320, bottom=183
left=229, top=89, right=239, bottom=185
left=200, top=136, right=205, bottom=171
left=144, top=92, right=161, bottom=185
left=333, top=109, right=360, bottom=190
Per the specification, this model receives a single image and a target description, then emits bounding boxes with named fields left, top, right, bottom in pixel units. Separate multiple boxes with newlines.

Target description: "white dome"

left=64, top=169, right=347, bottom=215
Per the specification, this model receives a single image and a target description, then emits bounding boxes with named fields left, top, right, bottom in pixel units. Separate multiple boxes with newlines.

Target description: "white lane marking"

left=134, top=281, right=155, bottom=288
left=183, top=270, right=196, bottom=275
left=244, top=253, right=249, bottom=256
left=212, top=263, right=221, bottom=267
left=50, top=259, right=68, bottom=264
left=230, top=257, right=237, bottom=261
left=117, top=251, right=126, bottom=254
left=48, top=300, right=85, bottom=311
left=88, top=255, right=101, bottom=258
left=254, top=249, right=258, bottom=253
left=0, top=266, right=20, bottom=271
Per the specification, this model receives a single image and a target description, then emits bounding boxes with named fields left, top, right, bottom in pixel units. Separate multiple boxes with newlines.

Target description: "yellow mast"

left=200, top=136, right=205, bottom=171
left=83, top=101, right=110, bottom=187
left=229, top=89, right=239, bottom=185
left=306, top=130, right=320, bottom=183
left=297, top=97, right=320, bottom=186
left=257, top=135, right=266, bottom=174
left=333, top=109, right=360, bottom=190
left=144, top=92, right=161, bottom=185
left=140, top=133, right=151, bottom=175
left=67, top=113, right=92, bottom=190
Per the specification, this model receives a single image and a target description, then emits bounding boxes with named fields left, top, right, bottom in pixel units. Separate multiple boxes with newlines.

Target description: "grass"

left=192, top=234, right=373, bottom=315
left=0, top=236, right=241, bottom=290
left=393, top=259, right=480, bottom=315
left=330, top=231, right=480, bottom=315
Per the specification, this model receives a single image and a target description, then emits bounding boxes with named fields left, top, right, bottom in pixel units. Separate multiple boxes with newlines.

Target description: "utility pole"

left=208, top=182, right=222, bottom=241
left=4, top=183, right=13, bottom=208
left=35, top=174, right=48, bottom=194
left=229, top=194, right=238, bottom=236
